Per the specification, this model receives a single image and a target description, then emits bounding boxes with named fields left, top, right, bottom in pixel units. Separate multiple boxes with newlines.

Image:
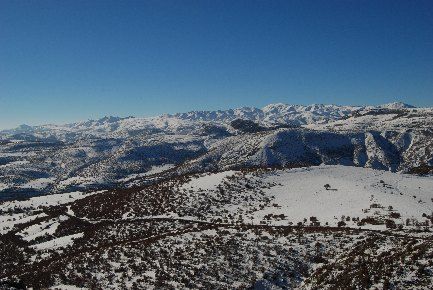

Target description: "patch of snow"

left=19, top=177, right=56, bottom=189
left=50, top=284, right=89, bottom=290
left=17, top=217, right=65, bottom=241
left=0, top=160, right=30, bottom=168
left=119, top=164, right=175, bottom=182
left=0, top=182, right=10, bottom=191
left=32, top=232, right=84, bottom=251
left=58, top=176, right=106, bottom=189
left=181, top=170, right=237, bottom=191
left=0, top=213, right=48, bottom=234
left=0, top=191, right=100, bottom=213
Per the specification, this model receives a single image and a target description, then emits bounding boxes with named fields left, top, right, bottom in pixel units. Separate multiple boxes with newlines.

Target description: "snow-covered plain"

left=250, top=165, right=433, bottom=228
left=169, top=165, right=433, bottom=229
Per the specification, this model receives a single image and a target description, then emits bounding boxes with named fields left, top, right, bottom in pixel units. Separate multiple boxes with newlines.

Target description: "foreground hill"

left=0, top=165, right=432, bottom=289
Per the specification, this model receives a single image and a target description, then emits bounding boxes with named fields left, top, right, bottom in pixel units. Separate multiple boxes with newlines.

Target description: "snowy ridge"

left=1, top=102, right=426, bottom=141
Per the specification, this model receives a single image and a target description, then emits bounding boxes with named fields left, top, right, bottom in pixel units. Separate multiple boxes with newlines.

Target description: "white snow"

left=0, top=191, right=101, bottom=234
left=119, top=164, right=175, bottom=182
left=58, top=176, right=106, bottom=189
left=17, top=217, right=63, bottom=241
left=249, top=165, right=433, bottom=227
left=146, top=164, right=176, bottom=175
left=19, top=177, right=56, bottom=189
left=181, top=170, right=237, bottom=191
left=0, top=213, right=48, bottom=234
left=32, top=232, right=84, bottom=251
left=3, top=102, right=416, bottom=140
left=0, top=191, right=99, bottom=212
left=0, top=182, right=9, bottom=191
left=0, top=160, right=30, bottom=168
left=50, top=285, right=88, bottom=290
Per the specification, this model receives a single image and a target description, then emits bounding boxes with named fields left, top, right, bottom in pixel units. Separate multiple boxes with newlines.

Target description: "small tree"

left=324, top=184, right=331, bottom=190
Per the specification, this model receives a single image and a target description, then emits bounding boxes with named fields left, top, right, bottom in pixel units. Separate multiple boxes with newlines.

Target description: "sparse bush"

left=385, top=219, right=397, bottom=229
left=389, top=212, right=401, bottom=219
left=337, top=221, right=346, bottom=227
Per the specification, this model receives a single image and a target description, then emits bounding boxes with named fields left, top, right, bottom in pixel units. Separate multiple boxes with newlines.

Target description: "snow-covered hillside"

left=1, top=165, right=432, bottom=289
left=1, top=99, right=432, bottom=288
left=308, top=106, right=433, bottom=132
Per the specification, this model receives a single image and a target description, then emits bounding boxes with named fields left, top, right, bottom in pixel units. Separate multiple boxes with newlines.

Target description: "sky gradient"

left=1, top=0, right=433, bottom=129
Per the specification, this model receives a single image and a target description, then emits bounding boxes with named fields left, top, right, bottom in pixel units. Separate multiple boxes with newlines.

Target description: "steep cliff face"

left=175, top=128, right=432, bottom=175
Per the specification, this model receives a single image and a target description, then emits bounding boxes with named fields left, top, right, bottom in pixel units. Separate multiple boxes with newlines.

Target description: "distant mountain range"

left=0, top=102, right=422, bottom=141
left=0, top=102, right=432, bottom=199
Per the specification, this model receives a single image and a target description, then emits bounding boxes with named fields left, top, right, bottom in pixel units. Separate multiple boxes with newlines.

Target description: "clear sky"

left=1, top=0, right=432, bottom=129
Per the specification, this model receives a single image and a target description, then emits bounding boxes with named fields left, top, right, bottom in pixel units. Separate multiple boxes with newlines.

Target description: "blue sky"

left=1, top=0, right=432, bottom=129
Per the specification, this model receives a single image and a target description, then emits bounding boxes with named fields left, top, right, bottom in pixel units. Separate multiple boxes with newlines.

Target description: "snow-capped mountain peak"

left=0, top=102, right=430, bottom=143
left=378, top=102, right=416, bottom=109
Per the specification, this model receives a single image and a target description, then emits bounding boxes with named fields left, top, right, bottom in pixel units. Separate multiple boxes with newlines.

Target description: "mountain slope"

left=1, top=103, right=432, bottom=199
left=172, top=128, right=431, bottom=176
